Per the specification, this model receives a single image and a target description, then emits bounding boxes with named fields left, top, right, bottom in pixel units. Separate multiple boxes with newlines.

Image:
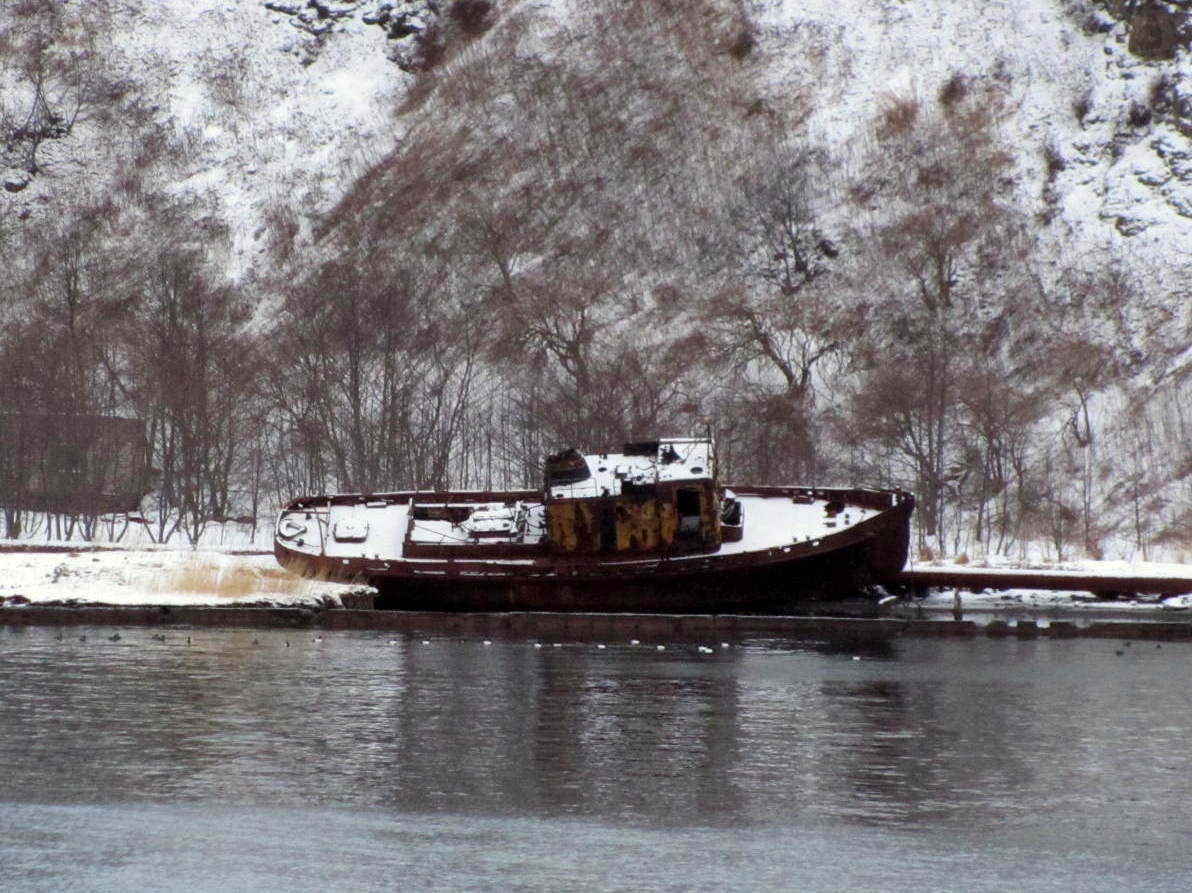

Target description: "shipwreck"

left=274, top=437, right=914, bottom=612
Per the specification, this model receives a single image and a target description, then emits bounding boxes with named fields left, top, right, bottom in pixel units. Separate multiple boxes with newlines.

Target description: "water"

left=2, top=625, right=1191, bottom=891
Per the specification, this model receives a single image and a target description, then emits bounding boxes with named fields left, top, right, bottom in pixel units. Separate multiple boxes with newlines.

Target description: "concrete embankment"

left=4, top=604, right=1192, bottom=643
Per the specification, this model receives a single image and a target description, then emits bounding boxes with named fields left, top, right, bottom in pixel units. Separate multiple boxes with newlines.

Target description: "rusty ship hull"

left=274, top=484, right=914, bottom=613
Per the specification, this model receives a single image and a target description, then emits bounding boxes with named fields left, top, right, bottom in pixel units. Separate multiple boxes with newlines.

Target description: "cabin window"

left=676, top=487, right=702, bottom=538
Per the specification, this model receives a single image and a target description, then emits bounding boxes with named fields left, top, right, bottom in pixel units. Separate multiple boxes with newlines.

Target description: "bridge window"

left=677, top=488, right=702, bottom=537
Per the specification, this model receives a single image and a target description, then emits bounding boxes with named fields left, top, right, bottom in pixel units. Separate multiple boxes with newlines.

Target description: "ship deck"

left=276, top=487, right=904, bottom=569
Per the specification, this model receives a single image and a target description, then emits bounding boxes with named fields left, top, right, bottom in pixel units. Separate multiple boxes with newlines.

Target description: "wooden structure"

left=0, top=413, right=152, bottom=515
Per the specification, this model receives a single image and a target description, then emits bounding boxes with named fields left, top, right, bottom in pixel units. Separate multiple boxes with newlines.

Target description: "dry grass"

left=879, top=94, right=920, bottom=136
left=154, top=559, right=312, bottom=599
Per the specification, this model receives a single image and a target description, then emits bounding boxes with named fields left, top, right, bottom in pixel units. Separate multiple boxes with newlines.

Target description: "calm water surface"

left=2, top=624, right=1190, bottom=891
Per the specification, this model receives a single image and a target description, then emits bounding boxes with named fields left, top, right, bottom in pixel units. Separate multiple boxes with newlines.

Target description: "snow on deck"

left=281, top=490, right=876, bottom=564
left=548, top=439, right=714, bottom=500
left=718, top=494, right=874, bottom=555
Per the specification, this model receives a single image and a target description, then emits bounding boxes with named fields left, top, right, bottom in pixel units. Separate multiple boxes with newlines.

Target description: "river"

left=2, top=624, right=1190, bottom=891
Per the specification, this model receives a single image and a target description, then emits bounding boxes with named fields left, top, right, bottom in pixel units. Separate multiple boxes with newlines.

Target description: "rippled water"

left=2, top=624, right=1191, bottom=891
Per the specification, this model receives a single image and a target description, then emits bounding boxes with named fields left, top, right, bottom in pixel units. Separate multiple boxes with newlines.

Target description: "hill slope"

left=1, top=0, right=1189, bottom=559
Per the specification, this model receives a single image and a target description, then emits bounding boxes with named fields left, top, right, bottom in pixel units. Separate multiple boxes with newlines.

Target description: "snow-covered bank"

left=901, top=556, right=1192, bottom=621
left=907, top=587, right=1192, bottom=620
left=1, top=544, right=1190, bottom=618
left=907, top=556, right=1192, bottom=581
left=0, top=547, right=370, bottom=608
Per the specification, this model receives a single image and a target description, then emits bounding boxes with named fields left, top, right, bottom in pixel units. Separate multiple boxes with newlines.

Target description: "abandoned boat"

left=274, top=437, right=914, bottom=612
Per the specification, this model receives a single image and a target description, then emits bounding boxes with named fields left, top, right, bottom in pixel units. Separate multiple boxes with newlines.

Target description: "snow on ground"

left=0, top=547, right=370, bottom=608
left=906, top=554, right=1192, bottom=581
left=905, top=587, right=1192, bottom=622
left=902, top=557, right=1192, bottom=621
left=1, top=541, right=1189, bottom=616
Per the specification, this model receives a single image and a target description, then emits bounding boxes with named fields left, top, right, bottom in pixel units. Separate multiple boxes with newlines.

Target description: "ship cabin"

left=542, top=438, right=723, bottom=556
left=397, top=437, right=733, bottom=560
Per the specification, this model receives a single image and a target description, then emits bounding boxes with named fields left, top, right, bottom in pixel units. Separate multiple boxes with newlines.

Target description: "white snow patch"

left=0, top=548, right=369, bottom=607
left=901, top=557, right=1192, bottom=621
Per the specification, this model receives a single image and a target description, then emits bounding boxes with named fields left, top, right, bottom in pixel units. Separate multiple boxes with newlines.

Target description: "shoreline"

left=2, top=543, right=1191, bottom=634
left=3, top=603, right=1192, bottom=642
left=0, top=543, right=271, bottom=553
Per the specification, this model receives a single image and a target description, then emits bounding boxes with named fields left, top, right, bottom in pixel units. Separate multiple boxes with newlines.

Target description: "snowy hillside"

left=5, top=2, right=1192, bottom=276
left=1, top=0, right=412, bottom=276
left=755, top=0, right=1192, bottom=261
left=1, top=0, right=1189, bottom=560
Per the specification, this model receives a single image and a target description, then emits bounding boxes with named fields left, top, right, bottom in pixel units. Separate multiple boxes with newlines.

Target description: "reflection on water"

left=2, top=625, right=1191, bottom=890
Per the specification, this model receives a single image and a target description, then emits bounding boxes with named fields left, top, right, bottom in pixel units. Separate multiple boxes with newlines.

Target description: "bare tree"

left=697, top=139, right=852, bottom=483
left=270, top=247, right=482, bottom=495
left=847, top=76, right=1029, bottom=550
left=118, top=234, right=256, bottom=544
left=0, top=2, right=107, bottom=177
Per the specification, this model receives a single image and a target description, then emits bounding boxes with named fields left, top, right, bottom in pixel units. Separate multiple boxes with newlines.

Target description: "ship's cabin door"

left=676, top=487, right=702, bottom=540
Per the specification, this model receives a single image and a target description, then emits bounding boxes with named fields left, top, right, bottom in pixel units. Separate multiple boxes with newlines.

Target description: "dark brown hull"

left=275, top=486, right=914, bottom=613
